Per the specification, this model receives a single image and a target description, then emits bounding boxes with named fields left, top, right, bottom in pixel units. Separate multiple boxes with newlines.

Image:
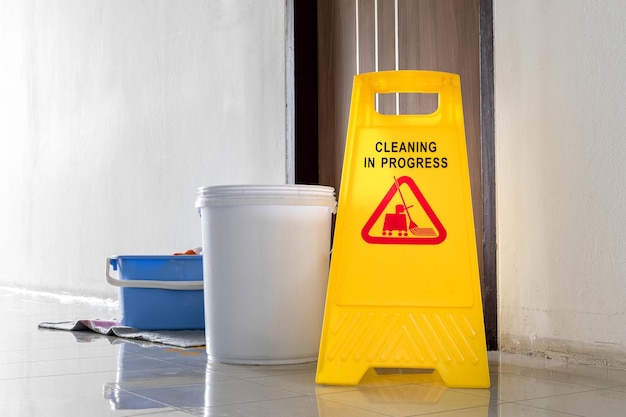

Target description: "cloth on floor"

left=38, top=319, right=205, bottom=348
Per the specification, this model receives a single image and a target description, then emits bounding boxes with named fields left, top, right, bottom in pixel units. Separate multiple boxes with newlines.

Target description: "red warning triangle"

left=361, top=176, right=446, bottom=244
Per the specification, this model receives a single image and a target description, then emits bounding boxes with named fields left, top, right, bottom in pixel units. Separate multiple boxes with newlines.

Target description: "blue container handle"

left=106, top=258, right=204, bottom=291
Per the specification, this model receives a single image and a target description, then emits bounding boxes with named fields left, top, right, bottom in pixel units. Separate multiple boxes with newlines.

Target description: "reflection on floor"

left=2, top=286, right=626, bottom=416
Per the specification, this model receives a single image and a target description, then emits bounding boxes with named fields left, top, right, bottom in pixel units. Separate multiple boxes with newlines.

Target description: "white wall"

left=0, top=0, right=289, bottom=297
left=495, top=0, right=626, bottom=366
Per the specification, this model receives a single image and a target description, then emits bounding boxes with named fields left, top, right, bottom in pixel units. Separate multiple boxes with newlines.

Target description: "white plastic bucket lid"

left=195, top=184, right=337, bottom=209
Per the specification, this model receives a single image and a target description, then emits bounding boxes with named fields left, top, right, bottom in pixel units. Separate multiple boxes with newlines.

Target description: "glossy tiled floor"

left=2, top=286, right=626, bottom=417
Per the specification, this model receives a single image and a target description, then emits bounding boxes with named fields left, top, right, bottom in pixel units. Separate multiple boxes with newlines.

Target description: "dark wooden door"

left=302, top=0, right=495, bottom=349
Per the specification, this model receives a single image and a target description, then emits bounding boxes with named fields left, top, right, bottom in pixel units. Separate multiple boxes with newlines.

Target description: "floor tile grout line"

left=404, top=403, right=502, bottom=417
left=205, top=393, right=311, bottom=409
left=299, top=394, right=396, bottom=417
left=107, top=389, right=177, bottom=414
left=506, top=400, right=587, bottom=417
left=508, top=384, right=624, bottom=404
left=491, top=368, right=626, bottom=390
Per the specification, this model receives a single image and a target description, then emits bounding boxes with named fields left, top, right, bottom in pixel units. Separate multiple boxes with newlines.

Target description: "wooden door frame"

left=479, top=0, right=497, bottom=351
left=294, top=0, right=497, bottom=350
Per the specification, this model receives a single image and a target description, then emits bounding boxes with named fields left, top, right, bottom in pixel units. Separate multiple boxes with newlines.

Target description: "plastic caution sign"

left=316, top=71, right=490, bottom=388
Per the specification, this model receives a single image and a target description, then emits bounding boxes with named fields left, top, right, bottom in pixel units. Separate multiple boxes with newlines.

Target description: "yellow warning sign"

left=316, top=70, right=490, bottom=388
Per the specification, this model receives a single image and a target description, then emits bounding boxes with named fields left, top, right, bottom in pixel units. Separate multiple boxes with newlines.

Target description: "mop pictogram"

left=362, top=175, right=446, bottom=244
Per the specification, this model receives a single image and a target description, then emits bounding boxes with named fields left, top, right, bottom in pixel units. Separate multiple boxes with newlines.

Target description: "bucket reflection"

left=104, top=341, right=207, bottom=411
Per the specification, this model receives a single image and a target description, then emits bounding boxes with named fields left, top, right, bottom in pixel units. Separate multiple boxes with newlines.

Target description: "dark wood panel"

left=480, top=0, right=497, bottom=351
left=317, top=0, right=356, bottom=191
left=399, top=0, right=482, bottom=274
left=377, top=0, right=403, bottom=113
left=357, top=0, right=376, bottom=73
left=316, top=0, right=496, bottom=349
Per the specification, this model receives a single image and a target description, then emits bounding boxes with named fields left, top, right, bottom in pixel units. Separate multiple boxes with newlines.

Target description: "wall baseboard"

left=500, top=334, right=626, bottom=370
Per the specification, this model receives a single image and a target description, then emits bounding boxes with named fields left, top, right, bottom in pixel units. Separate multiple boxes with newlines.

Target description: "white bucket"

left=195, top=184, right=336, bottom=364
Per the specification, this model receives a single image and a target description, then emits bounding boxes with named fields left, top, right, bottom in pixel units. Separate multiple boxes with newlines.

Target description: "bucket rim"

left=197, top=184, right=334, bottom=194
left=195, top=184, right=337, bottom=208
